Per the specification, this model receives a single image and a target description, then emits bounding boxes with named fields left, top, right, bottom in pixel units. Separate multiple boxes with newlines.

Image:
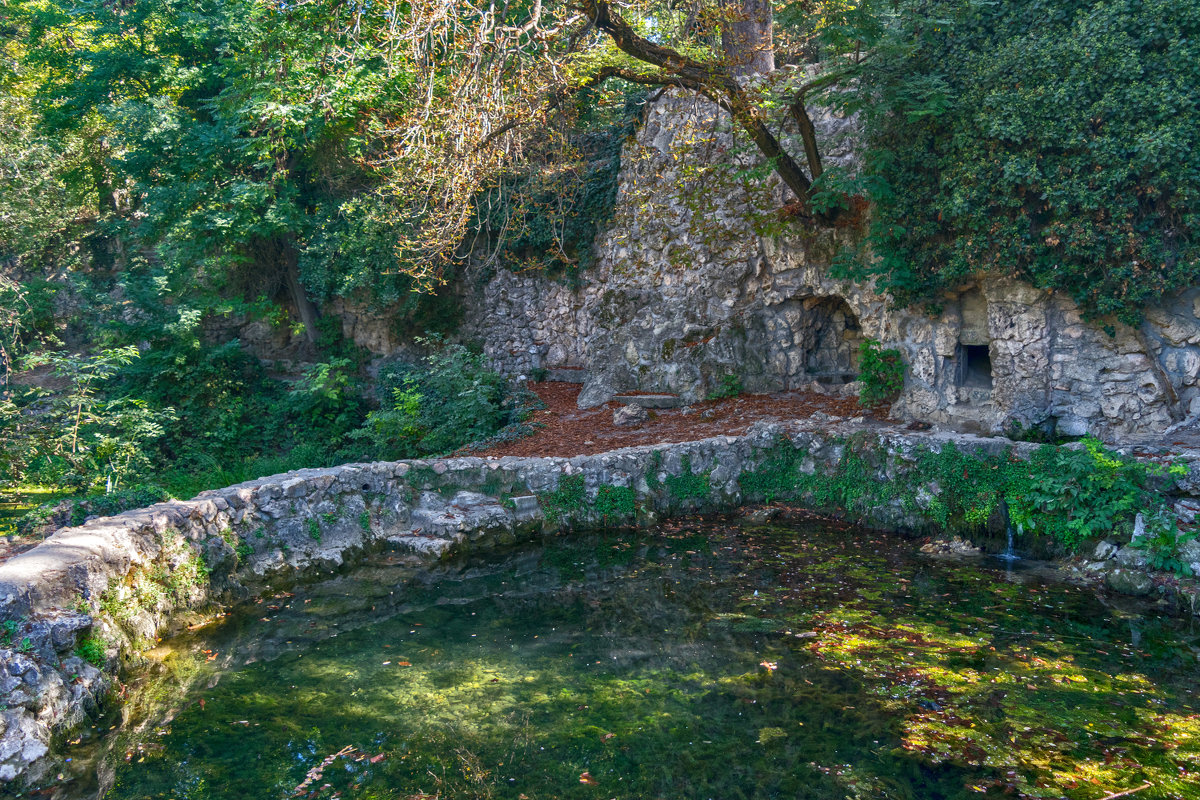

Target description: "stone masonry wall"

left=455, top=90, right=1200, bottom=442
left=4, top=421, right=1200, bottom=785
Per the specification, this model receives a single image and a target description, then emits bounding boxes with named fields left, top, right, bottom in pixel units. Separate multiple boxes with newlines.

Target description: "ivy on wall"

left=473, top=89, right=647, bottom=280
left=840, top=0, right=1200, bottom=325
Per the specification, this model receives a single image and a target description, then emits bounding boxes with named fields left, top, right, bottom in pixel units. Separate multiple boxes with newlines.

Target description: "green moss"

left=480, top=472, right=527, bottom=499
left=405, top=466, right=441, bottom=490
left=358, top=511, right=371, bottom=531
left=307, top=518, right=322, bottom=542
left=645, top=451, right=664, bottom=493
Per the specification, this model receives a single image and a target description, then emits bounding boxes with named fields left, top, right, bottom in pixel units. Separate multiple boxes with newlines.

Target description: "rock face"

left=449, top=91, right=1200, bottom=442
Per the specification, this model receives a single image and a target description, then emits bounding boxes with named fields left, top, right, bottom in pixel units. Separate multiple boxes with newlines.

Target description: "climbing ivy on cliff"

left=844, top=0, right=1200, bottom=325
left=472, top=88, right=646, bottom=279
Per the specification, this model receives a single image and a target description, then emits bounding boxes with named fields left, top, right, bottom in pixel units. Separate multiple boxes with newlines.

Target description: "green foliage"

left=739, top=433, right=1185, bottom=553
left=539, top=475, right=636, bottom=525
left=359, top=511, right=371, bottom=532
left=8, top=347, right=174, bottom=491
left=1005, top=438, right=1178, bottom=551
left=706, top=374, right=743, bottom=401
left=168, top=550, right=213, bottom=604
left=913, top=446, right=1006, bottom=530
left=663, top=455, right=712, bottom=502
left=115, top=317, right=364, bottom=481
left=857, top=340, right=905, bottom=408
left=349, top=337, right=535, bottom=460
left=539, top=474, right=588, bottom=525
left=593, top=485, right=637, bottom=522
left=286, top=358, right=364, bottom=443
left=307, top=518, right=322, bottom=542
left=74, top=634, right=108, bottom=669
left=737, top=443, right=808, bottom=504
left=1132, top=521, right=1196, bottom=577
left=847, top=0, right=1200, bottom=324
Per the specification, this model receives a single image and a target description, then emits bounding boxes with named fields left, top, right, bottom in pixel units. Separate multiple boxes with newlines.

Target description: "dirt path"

left=476, top=381, right=875, bottom=458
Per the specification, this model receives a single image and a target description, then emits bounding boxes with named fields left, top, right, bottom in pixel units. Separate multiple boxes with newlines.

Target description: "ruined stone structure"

left=457, top=90, right=1200, bottom=442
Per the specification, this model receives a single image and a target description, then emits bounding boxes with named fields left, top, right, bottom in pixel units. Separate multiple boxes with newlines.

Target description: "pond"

left=48, top=513, right=1200, bottom=799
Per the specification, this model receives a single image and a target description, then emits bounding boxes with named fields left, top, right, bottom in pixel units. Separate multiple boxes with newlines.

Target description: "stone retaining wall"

left=3, top=421, right=1200, bottom=785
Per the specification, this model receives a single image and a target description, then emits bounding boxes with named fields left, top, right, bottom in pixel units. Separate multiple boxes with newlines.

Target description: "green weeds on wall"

left=538, top=474, right=637, bottom=525
left=663, top=455, right=712, bottom=503
left=739, top=434, right=1187, bottom=556
left=858, top=340, right=905, bottom=408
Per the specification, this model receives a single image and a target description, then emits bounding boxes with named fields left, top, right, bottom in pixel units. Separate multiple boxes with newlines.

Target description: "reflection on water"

left=46, top=514, right=1200, bottom=799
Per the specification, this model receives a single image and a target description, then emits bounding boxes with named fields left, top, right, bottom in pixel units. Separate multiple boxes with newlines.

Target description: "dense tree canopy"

left=1, top=0, right=1198, bottom=501
left=4, top=0, right=1197, bottom=327
left=847, top=0, right=1200, bottom=324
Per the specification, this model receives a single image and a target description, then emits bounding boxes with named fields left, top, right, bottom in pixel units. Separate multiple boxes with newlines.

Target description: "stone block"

left=614, top=405, right=649, bottom=427
left=1105, top=569, right=1154, bottom=596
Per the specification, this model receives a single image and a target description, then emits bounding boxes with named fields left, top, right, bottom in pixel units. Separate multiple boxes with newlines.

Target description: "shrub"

left=1006, top=437, right=1186, bottom=552
left=706, top=374, right=743, bottom=401
left=858, top=340, right=905, bottom=408
left=349, top=337, right=534, bottom=459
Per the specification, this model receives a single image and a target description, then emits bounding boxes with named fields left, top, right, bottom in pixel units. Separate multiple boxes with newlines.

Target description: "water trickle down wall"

left=454, top=88, right=1200, bottom=442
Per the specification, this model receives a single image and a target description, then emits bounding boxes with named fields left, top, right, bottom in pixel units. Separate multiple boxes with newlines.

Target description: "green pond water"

left=51, top=515, right=1200, bottom=799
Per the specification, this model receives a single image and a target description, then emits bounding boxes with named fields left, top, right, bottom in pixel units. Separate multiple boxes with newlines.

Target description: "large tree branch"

left=576, top=1, right=819, bottom=207
left=788, top=62, right=870, bottom=183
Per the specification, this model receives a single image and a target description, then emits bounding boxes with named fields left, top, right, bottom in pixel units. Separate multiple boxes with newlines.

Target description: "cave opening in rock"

left=801, top=297, right=864, bottom=385
left=958, top=344, right=994, bottom=390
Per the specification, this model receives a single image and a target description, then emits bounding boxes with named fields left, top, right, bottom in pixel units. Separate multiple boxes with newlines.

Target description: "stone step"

left=544, top=367, right=586, bottom=383
left=613, top=394, right=683, bottom=409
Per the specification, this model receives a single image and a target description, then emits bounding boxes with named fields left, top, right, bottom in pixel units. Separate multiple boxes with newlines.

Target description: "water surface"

left=57, top=514, right=1200, bottom=799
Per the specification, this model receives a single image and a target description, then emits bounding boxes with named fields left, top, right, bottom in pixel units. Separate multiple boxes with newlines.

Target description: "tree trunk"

left=282, top=240, right=321, bottom=346
left=87, top=141, right=124, bottom=271
left=721, top=0, right=774, bottom=76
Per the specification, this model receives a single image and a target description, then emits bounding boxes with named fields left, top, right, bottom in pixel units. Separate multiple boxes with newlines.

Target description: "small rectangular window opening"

left=959, top=344, right=993, bottom=390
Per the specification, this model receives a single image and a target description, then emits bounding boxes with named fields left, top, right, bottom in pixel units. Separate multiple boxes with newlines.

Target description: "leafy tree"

left=7, top=347, right=175, bottom=490
left=844, top=0, right=1200, bottom=324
